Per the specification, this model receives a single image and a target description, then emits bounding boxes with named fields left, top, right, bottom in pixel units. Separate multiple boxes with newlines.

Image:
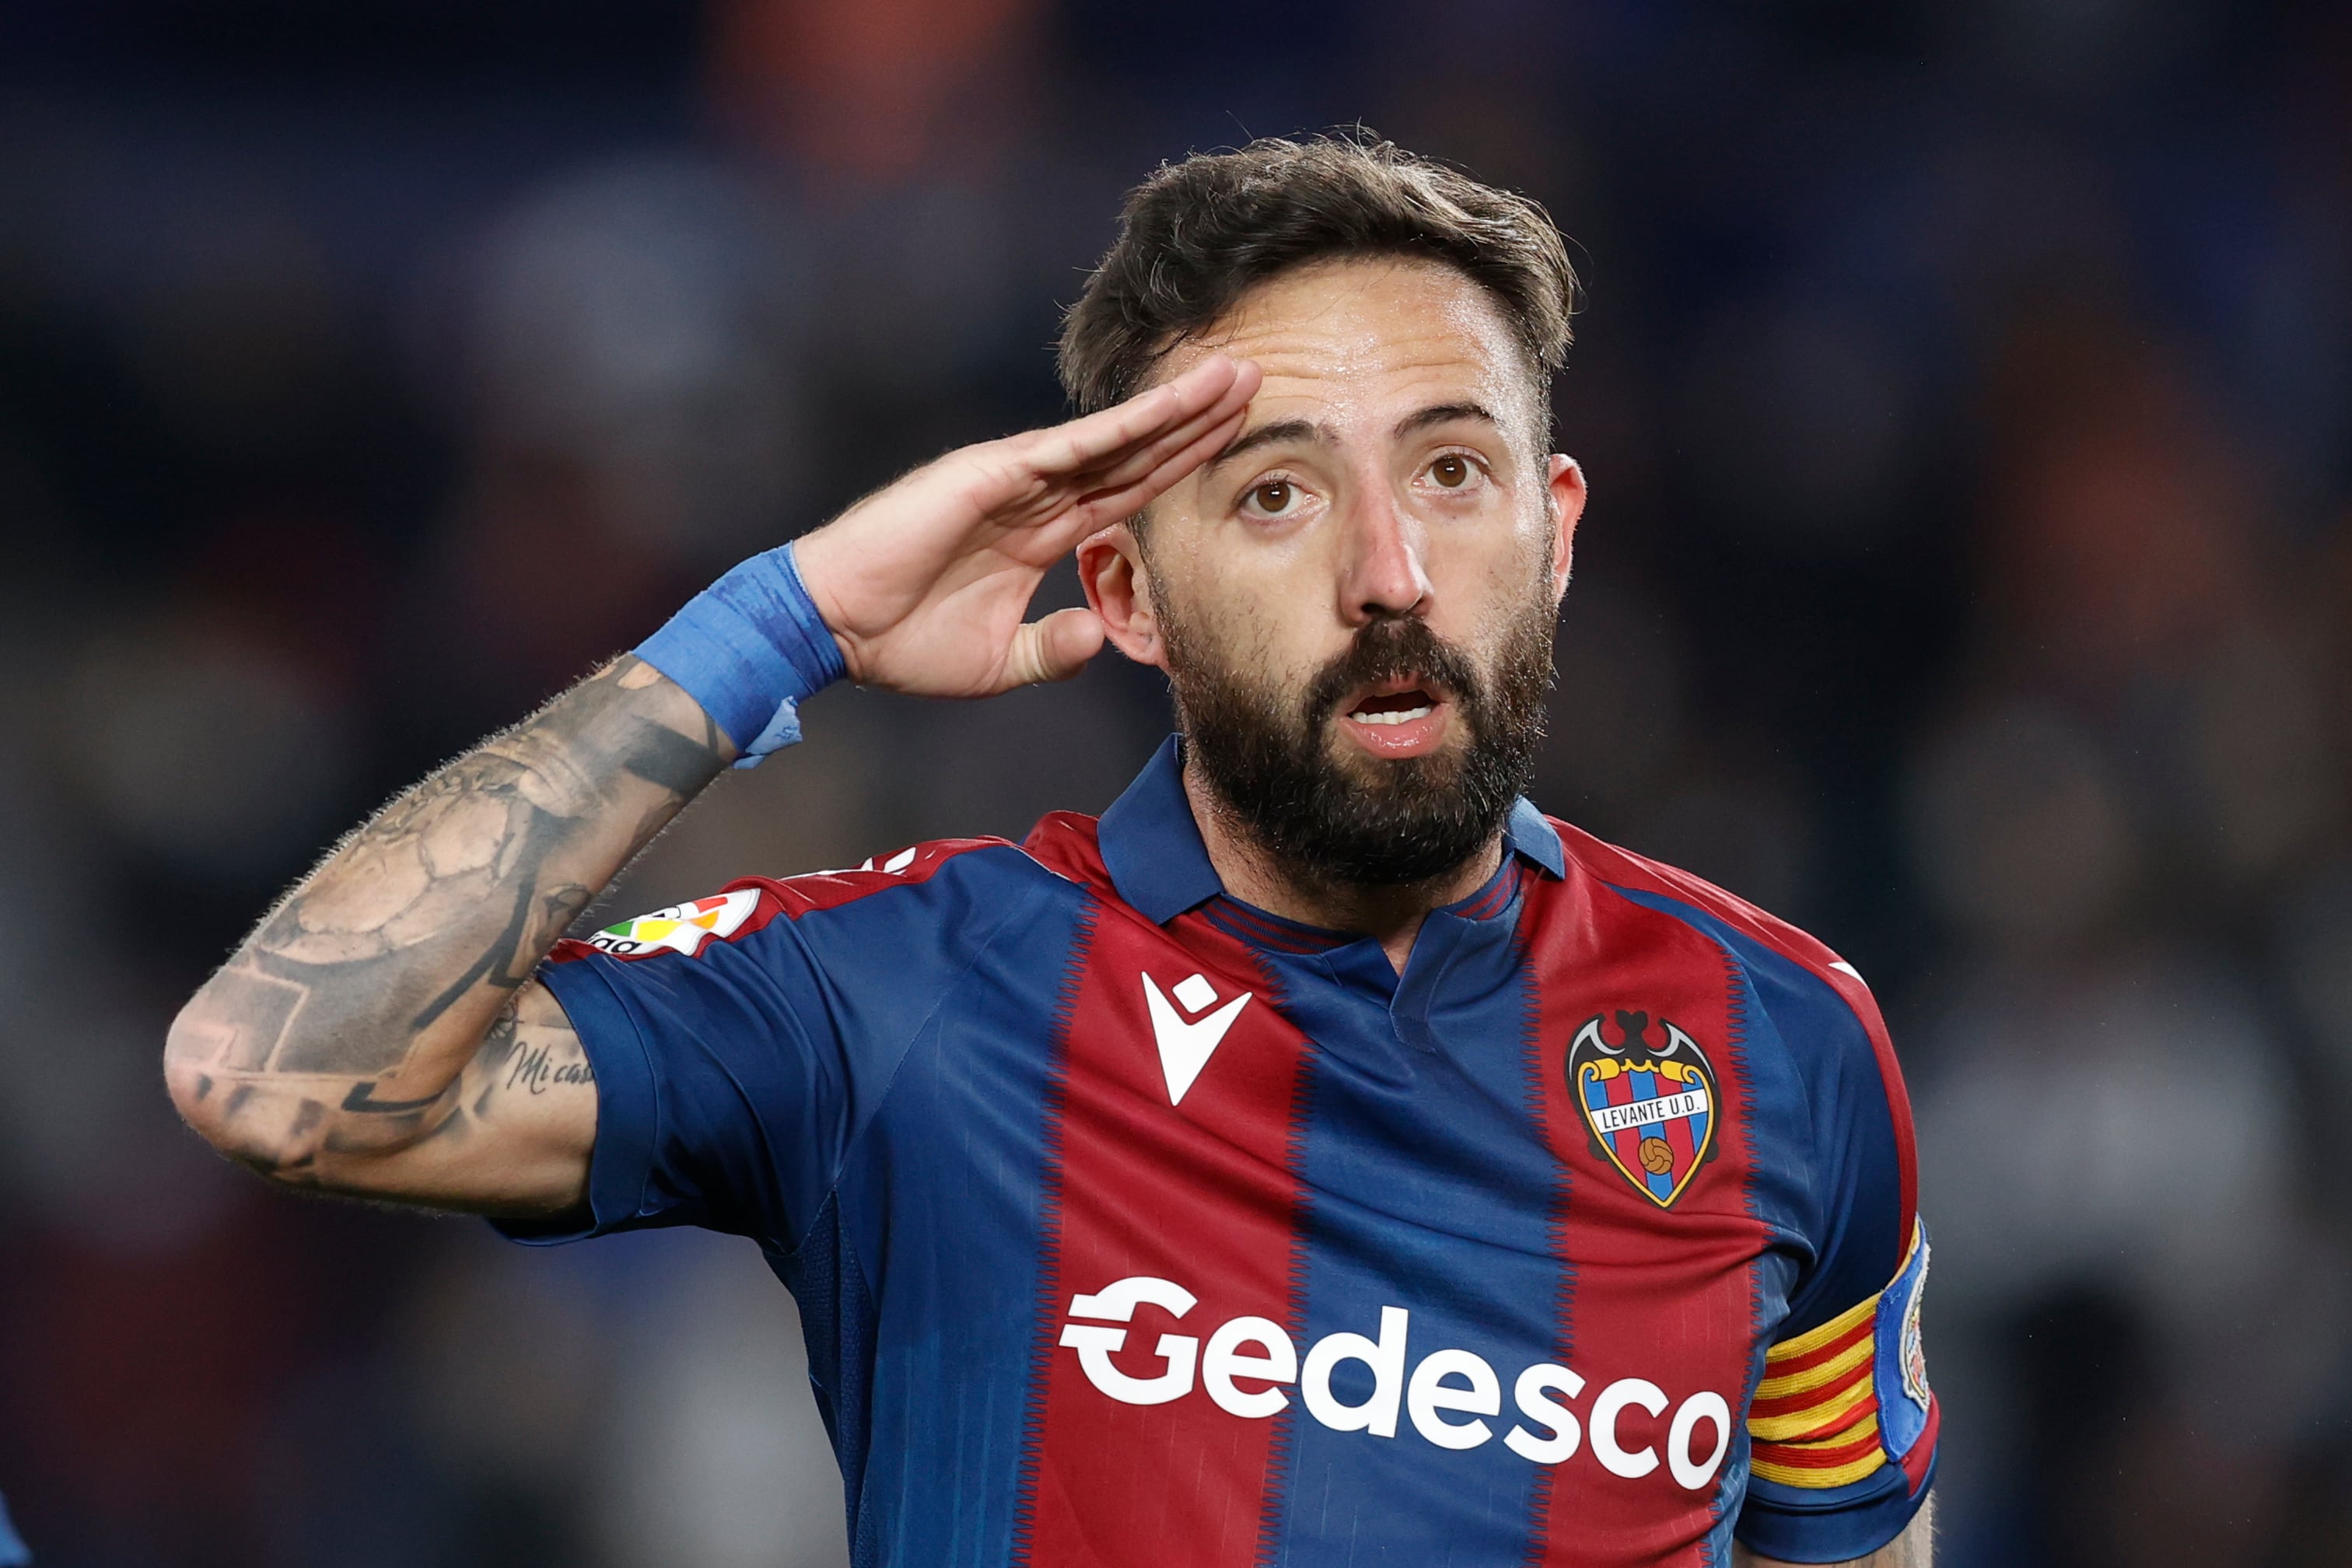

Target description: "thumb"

left=1002, top=607, right=1105, bottom=688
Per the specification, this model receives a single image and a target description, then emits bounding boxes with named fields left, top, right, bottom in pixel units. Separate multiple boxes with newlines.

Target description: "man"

left=167, top=136, right=1935, bottom=1566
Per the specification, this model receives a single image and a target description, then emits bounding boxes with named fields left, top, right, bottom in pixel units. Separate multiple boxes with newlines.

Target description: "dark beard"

left=1163, top=598, right=1556, bottom=888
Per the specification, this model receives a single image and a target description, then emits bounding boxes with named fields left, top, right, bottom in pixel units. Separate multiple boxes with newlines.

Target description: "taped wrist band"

left=634, top=540, right=849, bottom=768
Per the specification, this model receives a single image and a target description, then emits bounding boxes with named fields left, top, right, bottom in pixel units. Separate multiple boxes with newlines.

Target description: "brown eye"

left=1431, top=455, right=1471, bottom=488
left=1251, top=479, right=1294, bottom=513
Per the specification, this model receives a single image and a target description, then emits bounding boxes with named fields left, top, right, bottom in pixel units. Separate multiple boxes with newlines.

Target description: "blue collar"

left=1096, top=735, right=1566, bottom=924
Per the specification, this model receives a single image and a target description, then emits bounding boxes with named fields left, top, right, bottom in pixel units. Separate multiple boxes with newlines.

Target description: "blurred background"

left=0, top=1, right=2348, bottom=1563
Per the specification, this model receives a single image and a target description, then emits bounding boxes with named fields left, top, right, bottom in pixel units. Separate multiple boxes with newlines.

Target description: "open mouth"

left=1336, top=677, right=1454, bottom=756
left=1347, top=688, right=1438, bottom=726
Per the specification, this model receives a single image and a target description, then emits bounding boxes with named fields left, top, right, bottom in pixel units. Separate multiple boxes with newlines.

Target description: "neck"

left=1181, top=762, right=1504, bottom=976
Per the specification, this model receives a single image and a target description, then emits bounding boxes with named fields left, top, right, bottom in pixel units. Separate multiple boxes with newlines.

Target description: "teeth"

left=1351, top=705, right=1433, bottom=726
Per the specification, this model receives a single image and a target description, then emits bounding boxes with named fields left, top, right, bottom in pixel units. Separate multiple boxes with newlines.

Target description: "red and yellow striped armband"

left=1748, top=1219, right=1937, bottom=1495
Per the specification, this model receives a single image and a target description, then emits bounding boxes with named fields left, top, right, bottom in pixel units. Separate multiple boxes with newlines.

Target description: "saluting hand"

left=791, top=355, right=1261, bottom=697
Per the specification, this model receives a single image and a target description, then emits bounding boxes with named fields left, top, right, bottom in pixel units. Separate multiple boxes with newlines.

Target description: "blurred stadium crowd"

left=1, top=2, right=2349, bottom=1564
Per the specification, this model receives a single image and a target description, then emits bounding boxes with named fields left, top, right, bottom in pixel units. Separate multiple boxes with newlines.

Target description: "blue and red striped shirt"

left=513, top=737, right=1937, bottom=1565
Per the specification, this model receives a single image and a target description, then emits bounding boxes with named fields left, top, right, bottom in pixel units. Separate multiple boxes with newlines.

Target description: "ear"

left=1078, top=523, right=1168, bottom=670
left=1545, top=454, right=1587, bottom=603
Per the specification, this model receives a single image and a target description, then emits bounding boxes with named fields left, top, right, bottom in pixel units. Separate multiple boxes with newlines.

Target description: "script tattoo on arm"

left=166, top=654, right=730, bottom=1213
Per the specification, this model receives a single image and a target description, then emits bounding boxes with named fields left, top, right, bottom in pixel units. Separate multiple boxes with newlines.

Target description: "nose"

left=1335, top=481, right=1432, bottom=626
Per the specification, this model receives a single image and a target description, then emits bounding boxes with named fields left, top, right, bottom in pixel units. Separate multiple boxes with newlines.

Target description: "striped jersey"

left=509, top=737, right=1938, bottom=1565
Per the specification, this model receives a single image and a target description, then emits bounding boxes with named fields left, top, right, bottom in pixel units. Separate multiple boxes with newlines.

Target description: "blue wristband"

left=635, top=541, right=849, bottom=767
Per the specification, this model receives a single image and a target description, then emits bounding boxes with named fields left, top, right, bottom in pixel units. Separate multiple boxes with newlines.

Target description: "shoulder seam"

left=1584, top=869, right=1919, bottom=1260
left=1551, top=815, right=1857, bottom=983
left=738, top=835, right=1035, bottom=913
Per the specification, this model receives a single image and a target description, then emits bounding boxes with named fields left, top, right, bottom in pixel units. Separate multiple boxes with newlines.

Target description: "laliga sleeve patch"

left=585, top=889, right=761, bottom=959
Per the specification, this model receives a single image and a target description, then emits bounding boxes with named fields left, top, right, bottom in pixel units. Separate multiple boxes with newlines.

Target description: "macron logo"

left=1141, top=972, right=1251, bottom=1106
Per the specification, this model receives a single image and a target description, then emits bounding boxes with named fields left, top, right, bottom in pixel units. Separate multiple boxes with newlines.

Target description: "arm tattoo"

left=503, top=1038, right=597, bottom=1095
left=170, top=654, right=723, bottom=1184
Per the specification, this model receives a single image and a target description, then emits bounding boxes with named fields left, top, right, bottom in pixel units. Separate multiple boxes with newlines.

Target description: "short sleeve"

left=495, top=839, right=1037, bottom=1251
left=1736, top=964, right=1939, bottom=1563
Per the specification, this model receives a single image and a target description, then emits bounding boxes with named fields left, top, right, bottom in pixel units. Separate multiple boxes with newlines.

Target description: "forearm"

left=166, top=654, right=729, bottom=1188
left=162, top=359, right=1254, bottom=1204
left=1734, top=1494, right=1933, bottom=1568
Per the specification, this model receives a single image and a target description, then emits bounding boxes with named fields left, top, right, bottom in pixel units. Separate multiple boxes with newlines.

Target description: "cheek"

left=1429, top=512, right=1553, bottom=639
left=1188, top=595, right=1314, bottom=698
left=1177, top=544, right=1340, bottom=674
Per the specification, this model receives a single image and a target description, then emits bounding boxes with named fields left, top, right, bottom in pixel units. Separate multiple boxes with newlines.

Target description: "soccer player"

left=166, top=137, right=1935, bottom=1566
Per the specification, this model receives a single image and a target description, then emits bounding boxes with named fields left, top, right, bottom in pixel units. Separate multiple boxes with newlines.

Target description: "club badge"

left=1568, top=1010, right=1720, bottom=1209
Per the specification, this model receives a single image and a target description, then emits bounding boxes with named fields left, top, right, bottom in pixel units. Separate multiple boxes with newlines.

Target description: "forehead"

left=1153, top=257, right=1538, bottom=440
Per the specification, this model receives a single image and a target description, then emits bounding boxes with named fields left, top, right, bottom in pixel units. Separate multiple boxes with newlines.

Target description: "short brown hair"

left=1058, top=134, right=1577, bottom=433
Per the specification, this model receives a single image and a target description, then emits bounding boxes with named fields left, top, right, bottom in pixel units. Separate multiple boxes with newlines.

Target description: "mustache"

left=1303, top=615, right=1486, bottom=730
left=1164, top=589, right=1556, bottom=888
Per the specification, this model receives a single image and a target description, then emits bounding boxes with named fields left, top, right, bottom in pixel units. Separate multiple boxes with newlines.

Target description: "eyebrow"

left=1394, top=401, right=1500, bottom=438
left=1208, top=417, right=1326, bottom=471
left=1206, top=401, right=1505, bottom=473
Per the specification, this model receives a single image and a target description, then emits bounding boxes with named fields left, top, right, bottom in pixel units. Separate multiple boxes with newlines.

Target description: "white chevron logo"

left=1141, top=971, right=1251, bottom=1106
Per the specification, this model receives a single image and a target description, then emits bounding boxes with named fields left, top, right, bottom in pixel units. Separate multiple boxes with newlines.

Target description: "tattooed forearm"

left=166, top=654, right=727, bottom=1207
left=404, top=880, right=592, bottom=1036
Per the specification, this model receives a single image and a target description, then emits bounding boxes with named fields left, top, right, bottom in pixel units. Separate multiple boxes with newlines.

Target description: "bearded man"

left=168, top=136, right=1936, bottom=1567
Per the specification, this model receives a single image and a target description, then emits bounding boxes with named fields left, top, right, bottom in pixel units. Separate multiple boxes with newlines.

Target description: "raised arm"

left=165, top=354, right=1260, bottom=1216
left=164, top=657, right=728, bottom=1213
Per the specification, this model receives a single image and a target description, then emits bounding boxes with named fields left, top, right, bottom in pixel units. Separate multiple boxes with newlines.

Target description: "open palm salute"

left=171, top=138, right=1935, bottom=1568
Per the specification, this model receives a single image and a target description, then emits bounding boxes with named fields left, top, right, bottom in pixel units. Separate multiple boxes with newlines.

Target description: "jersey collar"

left=1097, top=735, right=1565, bottom=925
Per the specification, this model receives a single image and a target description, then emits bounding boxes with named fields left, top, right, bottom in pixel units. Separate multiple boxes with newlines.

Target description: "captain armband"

left=1748, top=1219, right=1938, bottom=1496
left=635, top=540, right=849, bottom=768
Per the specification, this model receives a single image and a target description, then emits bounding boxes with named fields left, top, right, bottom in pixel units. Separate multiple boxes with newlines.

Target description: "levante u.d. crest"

left=1568, top=1010, right=1721, bottom=1209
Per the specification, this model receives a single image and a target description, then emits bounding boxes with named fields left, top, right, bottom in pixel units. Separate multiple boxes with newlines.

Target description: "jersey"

left=506, top=737, right=1937, bottom=1566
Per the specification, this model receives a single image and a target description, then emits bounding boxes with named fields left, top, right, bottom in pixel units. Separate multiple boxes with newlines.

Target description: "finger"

left=1020, top=355, right=1241, bottom=476
left=993, top=359, right=1258, bottom=554
left=1077, top=357, right=1264, bottom=496
left=1067, top=405, right=1251, bottom=530
left=1024, top=373, right=1229, bottom=478
left=999, top=607, right=1105, bottom=689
